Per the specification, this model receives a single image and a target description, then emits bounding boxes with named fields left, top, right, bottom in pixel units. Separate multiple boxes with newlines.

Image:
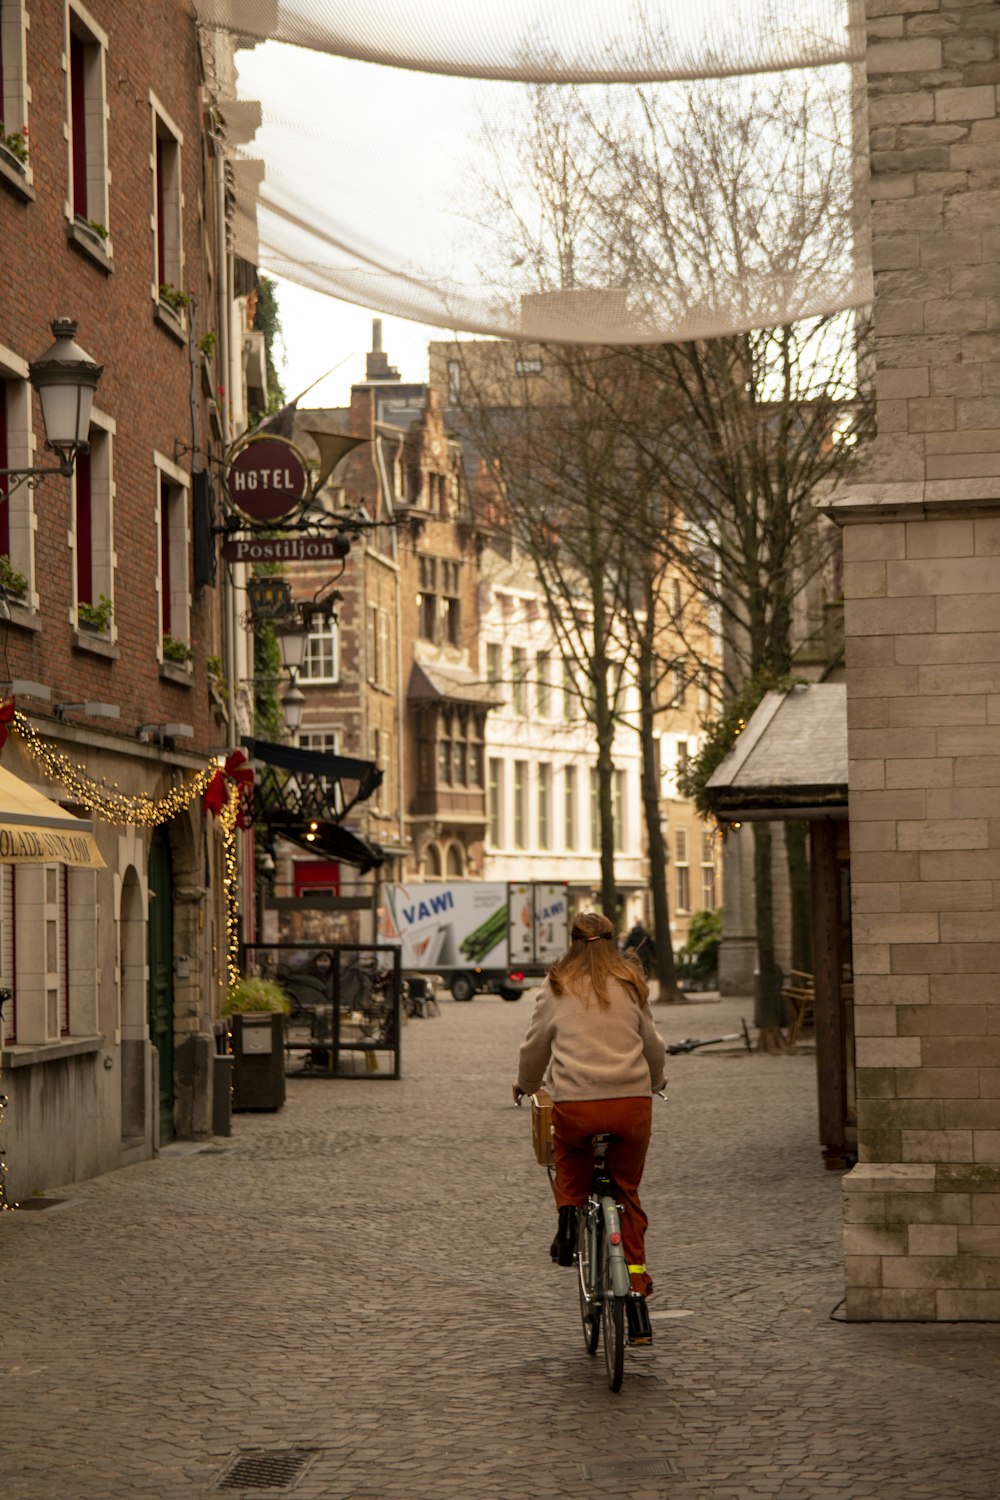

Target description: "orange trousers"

left=551, top=1097, right=653, bottom=1296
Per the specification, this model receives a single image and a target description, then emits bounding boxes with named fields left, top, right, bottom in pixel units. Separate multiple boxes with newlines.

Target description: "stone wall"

left=837, top=0, right=1000, bottom=1318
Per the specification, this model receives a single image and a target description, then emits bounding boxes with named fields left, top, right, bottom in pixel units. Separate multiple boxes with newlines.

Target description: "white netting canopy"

left=196, top=1, right=872, bottom=344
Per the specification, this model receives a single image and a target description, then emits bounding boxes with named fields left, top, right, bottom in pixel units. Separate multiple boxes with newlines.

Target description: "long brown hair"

left=548, top=911, right=648, bottom=1010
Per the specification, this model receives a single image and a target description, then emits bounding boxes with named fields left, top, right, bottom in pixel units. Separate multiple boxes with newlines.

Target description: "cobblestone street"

left=3, top=991, right=1000, bottom=1499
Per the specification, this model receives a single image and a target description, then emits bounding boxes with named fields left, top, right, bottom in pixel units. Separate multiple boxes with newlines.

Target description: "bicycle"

left=572, top=1133, right=653, bottom=1392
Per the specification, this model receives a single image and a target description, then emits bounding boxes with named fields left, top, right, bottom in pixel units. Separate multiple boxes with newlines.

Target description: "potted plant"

left=162, top=631, right=194, bottom=665
left=78, top=593, right=113, bottom=633
left=158, top=282, right=190, bottom=313
left=223, top=977, right=289, bottom=1112
left=0, top=122, right=28, bottom=169
left=0, top=555, right=28, bottom=601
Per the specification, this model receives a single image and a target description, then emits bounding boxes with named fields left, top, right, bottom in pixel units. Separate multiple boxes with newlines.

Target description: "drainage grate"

left=216, top=1449, right=316, bottom=1491
left=582, top=1457, right=678, bottom=1480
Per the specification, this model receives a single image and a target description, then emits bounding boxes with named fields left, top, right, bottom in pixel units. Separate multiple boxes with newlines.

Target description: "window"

left=446, top=843, right=464, bottom=877
left=514, top=761, right=527, bottom=849
left=677, top=740, right=690, bottom=778
left=675, top=828, right=690, bottom=913
left=701, top=831, right=717, bottom=910
left=416, top=711, right=432, bottom=787
left=515, top=357, right=543, bottom=376
left=155, top=455, right=190, bottom=656
left=152, top=98, right=183, bottom=304
left=699, top=670, right=713, bottom=716
left=468, top=739, right=483, bottom=787
left=590, top=768, right=600, bottom=850
left=74, top=415, right=114, bottom=630
left=538, top=762, right=551, bottom=850
left=67, top=4, right=109, bottom=233
left=670, top=578, right=682, bottom=618
left=366, top=604, right=390, bottom=687
left=486, top=641, right=502, bottom=690
left=417, top=555, right=437, bottom=640
left=536, top=651, right=551, bottom=718
left=563, top=660, right=575, bottom=722
left=447, top=359, right=461, bottom=404
left=563, top=766, right=577, bottom=851
left=670, top=663, right=686, bottom=708
left=442, top=558, right=461, bottom=647
left=488, top=758, right=503, bottom=847
left=300, top=619, right=339, bottom=683
left=511, top=647, right=527, bottom=715
left=0, top=1, right=30, bottom=184
left=0, top=354, right=33, bottom=602
left=612, top=769, right=625, bottom=852
left=297, top=728, right=344, bottom=811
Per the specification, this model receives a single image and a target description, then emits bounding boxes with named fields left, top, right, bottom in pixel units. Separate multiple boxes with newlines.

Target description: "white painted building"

left=478, top=546, right=648, bottom=925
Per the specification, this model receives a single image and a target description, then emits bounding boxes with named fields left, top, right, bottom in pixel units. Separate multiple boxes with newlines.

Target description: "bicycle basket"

left=530, top=1088, right=554, bottom=1168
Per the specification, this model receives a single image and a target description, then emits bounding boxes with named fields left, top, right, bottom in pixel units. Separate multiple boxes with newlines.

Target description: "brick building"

left=0, top=1, right=259, bottom=1192
left=282, top=326, right=491, bottom=924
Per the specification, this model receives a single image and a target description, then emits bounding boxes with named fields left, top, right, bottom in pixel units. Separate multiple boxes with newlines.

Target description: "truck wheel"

left=450, top=972, right=476, bottom=1003
left=499, top=984, right=523, bottom=1002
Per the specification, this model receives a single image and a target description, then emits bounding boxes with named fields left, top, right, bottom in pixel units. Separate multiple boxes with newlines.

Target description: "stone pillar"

left=835, top=1, right=1000, bottom=1319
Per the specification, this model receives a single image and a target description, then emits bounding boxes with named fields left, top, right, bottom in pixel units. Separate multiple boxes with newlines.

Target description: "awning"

left=408, top=661, right=503, bottom=708
left=281, top=823, right=386, bottom=873
left=0, top=764, right=105, bottom=868
left=705, top=683, right=848, bottom=822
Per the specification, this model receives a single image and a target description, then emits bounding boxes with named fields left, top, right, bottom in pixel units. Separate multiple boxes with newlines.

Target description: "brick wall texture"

left=842, top=0, right=1000, bottom=1319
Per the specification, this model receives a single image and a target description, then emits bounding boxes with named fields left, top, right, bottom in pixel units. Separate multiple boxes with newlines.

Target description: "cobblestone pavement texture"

left=3, top=992, right=1000, bottom=1499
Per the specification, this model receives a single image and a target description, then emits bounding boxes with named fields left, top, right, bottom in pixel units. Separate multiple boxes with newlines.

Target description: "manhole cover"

left=582, top=1457, right=678, bottom=1480
left=216, top=1449, right=316, bottom=1491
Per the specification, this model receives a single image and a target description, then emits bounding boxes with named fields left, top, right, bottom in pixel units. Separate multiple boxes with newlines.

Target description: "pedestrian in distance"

left=512, top=910, right=667, bottom=1300
left=622, top=920, right=655, bottom=977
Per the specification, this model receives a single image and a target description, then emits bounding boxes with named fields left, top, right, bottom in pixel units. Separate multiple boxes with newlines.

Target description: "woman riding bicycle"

left=513, top=910, right=667, bottom=1300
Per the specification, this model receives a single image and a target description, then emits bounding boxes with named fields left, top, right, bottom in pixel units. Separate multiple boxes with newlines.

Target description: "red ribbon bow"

left=203, top=749, right=255, bottom=824
left=0, top=697, right=16, bottom=752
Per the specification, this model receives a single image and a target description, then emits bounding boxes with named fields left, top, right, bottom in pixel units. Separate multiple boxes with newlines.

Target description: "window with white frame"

left=300, top=619, right=339, bottom=683
left=670, top=662, right=686, bottom=708
left=488, top=757, right=503, bottom=847
left=612, top=769, right=625, bottom=852
left=563, top=766, right=577, bottom=851
left=514, top=760, right=527, bottom=849
left=511, top=647, right=527, bottom=715
left=536, top=651, right=551, bottom=718
left=74, top=412, right=115, bottom=631
left=299, top=727, right=343, bottom=813
left=589, top=767, right=599, bottom=850
left=538, top=762, right=551, bottom=850
left=155, top=455, right=190, bottom=656
left=67, top=3, right=110, bottom=234
left=701, top=830, right=717, bottom=910
left=151, top=95, right=183, bottom=303
left=0, top=1, right=30, bottom=179
left=675, top=827, right=690, bottom=913
left=0, top=353, right=33, bottom=600
left=8, top=864, right=98, bottom=1045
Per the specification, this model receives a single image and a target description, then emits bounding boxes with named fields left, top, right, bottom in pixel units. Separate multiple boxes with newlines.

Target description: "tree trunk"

left=752, top=821, right=786, bottom=1049
left=785, top=818, right=812, bottom=975
left=637, top=619, right=679, bottom=1001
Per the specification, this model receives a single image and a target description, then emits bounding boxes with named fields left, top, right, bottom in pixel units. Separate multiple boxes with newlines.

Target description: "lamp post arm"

left=0, top=459, right=76, bottom=495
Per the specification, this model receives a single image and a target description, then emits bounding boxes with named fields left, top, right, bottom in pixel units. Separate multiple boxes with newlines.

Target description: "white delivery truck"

left=378, top=880, right=570, bottom=1001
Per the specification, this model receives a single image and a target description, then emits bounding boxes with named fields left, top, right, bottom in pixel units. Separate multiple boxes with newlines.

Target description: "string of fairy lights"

left=0, top=714, right=247, bottom=1209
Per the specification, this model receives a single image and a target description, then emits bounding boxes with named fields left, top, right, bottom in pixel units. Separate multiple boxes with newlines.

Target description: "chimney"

left=366, top=318, right=399, bottom=382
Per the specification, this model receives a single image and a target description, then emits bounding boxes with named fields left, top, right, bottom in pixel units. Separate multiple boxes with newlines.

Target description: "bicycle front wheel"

left=601, top=1232, right=625, bottom=1392
left=577, top=1210, right=600, bottom=1356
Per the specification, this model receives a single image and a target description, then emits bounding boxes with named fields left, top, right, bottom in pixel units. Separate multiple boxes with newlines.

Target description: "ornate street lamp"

left=281, top=682, right=305, bottom=737
left=0, top=320, right=103, bottom=491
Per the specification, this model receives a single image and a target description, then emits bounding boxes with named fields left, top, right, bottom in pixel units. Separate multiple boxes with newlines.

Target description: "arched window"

left=446, top=843, right=464, bottom=877
left=425, top=843, right=443, bottom=877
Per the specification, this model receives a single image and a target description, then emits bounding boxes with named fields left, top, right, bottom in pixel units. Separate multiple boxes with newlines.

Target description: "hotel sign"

left=225, top=434, right=308, bottom=523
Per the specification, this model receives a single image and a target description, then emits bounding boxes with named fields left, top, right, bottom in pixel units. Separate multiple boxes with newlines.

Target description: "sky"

left=269, top=275, right=459, bottom=410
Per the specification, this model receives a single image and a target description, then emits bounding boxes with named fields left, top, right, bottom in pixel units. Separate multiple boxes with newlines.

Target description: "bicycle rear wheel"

left=576, top=1210, right=600, bottom=1356
left=601, top=1232, right=625, bottom=1392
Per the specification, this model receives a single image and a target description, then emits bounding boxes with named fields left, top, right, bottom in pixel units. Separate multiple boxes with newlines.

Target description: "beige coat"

left=517, top=976, right=667, bottom=1102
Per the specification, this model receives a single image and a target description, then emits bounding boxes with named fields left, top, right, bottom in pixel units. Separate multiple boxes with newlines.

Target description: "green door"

left=147, top=828, right=175, bottom=1144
